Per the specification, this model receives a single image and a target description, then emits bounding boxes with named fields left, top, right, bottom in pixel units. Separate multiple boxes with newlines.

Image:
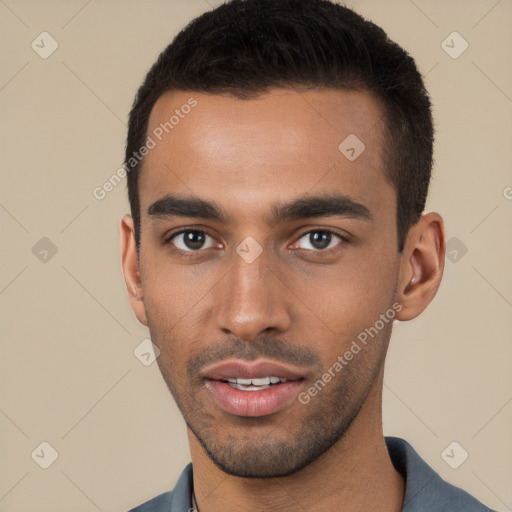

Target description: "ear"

left=395, top=212, right=446, bottom=321
left=120, top=214, right=148, bottom=326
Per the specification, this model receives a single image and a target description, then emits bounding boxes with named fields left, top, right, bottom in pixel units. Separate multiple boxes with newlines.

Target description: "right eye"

left=165, top=229, right=219, bottom=254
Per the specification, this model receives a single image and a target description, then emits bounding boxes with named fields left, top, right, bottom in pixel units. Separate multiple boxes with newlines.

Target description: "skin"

left=121, top=88, right=445, bottom=512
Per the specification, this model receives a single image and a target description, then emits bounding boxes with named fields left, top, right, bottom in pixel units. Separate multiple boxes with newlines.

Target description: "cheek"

left=294, top=249, right=399, bottom=349
left=141, top=270, right=201, bottom=367
left=141, top=248, right=216, bottom=327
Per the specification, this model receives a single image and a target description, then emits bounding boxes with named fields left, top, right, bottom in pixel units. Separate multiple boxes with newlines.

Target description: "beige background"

left=1, top=0, right=511, bottom=511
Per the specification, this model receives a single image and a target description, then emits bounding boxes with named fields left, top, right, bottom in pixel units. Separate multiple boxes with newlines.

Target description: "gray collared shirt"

left=128, top=436, right=495, bottom=511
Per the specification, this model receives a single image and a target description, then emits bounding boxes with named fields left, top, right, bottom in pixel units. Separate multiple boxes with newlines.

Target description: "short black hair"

left=125, top=0, right=434, bottom=253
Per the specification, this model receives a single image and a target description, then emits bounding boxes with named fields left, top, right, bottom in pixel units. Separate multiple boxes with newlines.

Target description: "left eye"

left=295, top=230, right=344, bottom=251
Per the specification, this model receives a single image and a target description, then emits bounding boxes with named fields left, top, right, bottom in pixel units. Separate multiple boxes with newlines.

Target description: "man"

left=121, top=0, right=495, bottom=510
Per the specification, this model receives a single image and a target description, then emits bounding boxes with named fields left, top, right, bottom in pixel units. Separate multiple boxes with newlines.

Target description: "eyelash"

left=164, top=228, right=349, bottom=259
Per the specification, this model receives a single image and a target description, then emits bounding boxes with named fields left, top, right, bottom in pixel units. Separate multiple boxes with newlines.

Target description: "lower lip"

left=206, top=380, right=304, bottom=417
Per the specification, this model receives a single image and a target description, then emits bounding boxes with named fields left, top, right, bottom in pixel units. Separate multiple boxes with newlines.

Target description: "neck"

left=188, top=372, right=405, bottom=512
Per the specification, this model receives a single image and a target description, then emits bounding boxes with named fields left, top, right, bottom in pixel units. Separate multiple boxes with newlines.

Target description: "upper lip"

left=202, top=359, right=305, bottom=381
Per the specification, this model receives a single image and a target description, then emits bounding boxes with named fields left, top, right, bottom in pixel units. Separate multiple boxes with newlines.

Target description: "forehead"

left=139, top=88, right=394, bottom=225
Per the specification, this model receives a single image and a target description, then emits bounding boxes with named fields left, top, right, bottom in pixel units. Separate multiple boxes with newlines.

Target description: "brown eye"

left=168, top=230, right=216, bottom=252
left=295, top=229, right=345, bottom=251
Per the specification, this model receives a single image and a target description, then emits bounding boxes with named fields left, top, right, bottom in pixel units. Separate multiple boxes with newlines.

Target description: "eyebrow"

left=147, top=193, right=372, bottom=225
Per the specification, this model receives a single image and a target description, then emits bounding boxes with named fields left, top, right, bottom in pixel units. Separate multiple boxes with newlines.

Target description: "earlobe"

left=395, top=213, right=446, bottom=321
left=120, top=214, right=148, bottom=326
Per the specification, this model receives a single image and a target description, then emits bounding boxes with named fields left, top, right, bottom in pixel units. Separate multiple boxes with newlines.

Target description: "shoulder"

left=385, top=436, right=495, bottom=512
left=127, top=463, right=193, bottom=512
left=128, top=491, right=173, bottom=512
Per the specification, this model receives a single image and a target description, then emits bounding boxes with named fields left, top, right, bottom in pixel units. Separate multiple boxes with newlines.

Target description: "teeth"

left=223, top=376, right=287, bottom=387
left=251, top=377, right=271, bottom=386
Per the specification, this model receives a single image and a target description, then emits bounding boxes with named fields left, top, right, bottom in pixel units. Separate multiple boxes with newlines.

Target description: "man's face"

left=134, top=88, right=402, bottom=477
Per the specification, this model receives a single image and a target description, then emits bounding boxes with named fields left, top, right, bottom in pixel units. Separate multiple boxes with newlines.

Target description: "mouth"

left=202, top=360, right=306, bottom=417
left=218, top=376, right=291, bottom=391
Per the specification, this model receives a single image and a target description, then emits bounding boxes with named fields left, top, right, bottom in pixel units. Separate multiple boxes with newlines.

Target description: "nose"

left=213, top=246, right=292, bottom=342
